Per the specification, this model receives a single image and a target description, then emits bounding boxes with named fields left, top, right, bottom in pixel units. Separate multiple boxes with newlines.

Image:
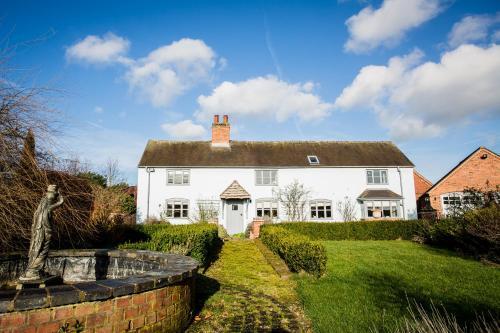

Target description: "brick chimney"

left=211, top=114, right=230, bottom=147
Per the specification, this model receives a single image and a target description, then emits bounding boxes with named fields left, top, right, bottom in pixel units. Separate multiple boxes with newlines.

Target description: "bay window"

left=365, top=200, right=399, bottom=218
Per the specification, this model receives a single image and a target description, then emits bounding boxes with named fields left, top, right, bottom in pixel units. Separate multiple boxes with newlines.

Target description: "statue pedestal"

left=16, top=275, right=61, bottom=290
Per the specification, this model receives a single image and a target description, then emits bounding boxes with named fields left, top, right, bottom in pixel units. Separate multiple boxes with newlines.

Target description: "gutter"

left=397, top=167, right=406, bottom=219
left=146, top=167, right=155, bottom=221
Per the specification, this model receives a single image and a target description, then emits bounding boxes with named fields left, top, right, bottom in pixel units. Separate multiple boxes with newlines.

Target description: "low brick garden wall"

left=0, top=277, right=194, bottom=333
left=0, top=250, right=198, bottom=333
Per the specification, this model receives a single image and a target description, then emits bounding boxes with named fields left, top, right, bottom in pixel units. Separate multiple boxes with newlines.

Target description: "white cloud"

left=68, top=35, right=220, bottom=108
left=125, top=38, right=217, bottom=108
left=196, top=76, right=332, bottom=122
left=344, top=0, right=442, bottom=53
left=161, top=120, right=206, bottom=139
left=94, top=106, right=104, bottom=113
left=66, top=32, right=130, bottom=64
left=448, top=13, right=500, bottom=48
left=334, top=44, right=500, bottom=140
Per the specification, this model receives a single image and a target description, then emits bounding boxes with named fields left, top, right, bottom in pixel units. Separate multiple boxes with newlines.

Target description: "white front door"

left=226, top=200, right=244, bottom=235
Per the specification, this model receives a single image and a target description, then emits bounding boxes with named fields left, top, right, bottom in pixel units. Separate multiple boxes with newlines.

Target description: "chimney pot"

left=212, top=115, right=230, bottom=147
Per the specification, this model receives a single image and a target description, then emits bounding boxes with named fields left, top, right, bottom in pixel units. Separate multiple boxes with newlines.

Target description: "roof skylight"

left=307, top=155, right=320, bottom=165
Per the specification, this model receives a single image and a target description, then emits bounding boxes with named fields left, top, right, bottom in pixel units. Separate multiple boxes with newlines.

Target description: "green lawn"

left=295, top=240, right=500, bottom=333
left=187, top=240, right=310, bottom=332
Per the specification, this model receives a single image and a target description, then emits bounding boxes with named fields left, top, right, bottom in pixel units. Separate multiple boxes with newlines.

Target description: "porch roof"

left=220, top=180, right=251, bottom=199
left=358, top=189, right=403, bottom=200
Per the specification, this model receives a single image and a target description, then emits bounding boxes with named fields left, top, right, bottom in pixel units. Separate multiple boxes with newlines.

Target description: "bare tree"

left=193, top=200, right=219, bottom=223
left=103, top=158, right=123, bottom=187
left=336, top=196, right=357, bottom=222
left=0, top=41, right=99, bottom=251
left=273, top=180, right=310, bottom=222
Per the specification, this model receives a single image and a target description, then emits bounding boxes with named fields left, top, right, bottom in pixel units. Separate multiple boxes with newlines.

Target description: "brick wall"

left=414, top=171, right=432, bottom=201
left=428, top=148, right=500, bottom=216
left=248, top=219, right=265, bottom=239
left=0, top=278, right=194, bottom=333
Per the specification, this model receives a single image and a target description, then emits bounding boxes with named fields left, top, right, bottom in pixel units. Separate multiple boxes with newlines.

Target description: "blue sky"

left=3, top=0, right=500, bottom=184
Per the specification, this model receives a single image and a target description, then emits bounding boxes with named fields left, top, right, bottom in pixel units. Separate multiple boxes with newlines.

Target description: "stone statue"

left=19, top=185, right=64, bottom=282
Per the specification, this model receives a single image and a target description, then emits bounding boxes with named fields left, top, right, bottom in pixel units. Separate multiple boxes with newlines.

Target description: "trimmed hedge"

left=119, top=223, right=220, bottom=267
left=260, top=225, right=327, bottom=277
left=274, top=220, right=424, bottom=241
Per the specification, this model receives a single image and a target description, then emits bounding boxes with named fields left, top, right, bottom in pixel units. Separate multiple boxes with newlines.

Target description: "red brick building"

left=424, top=147, right=500, bottom=217
left=413, top=170, right=433, bottom=215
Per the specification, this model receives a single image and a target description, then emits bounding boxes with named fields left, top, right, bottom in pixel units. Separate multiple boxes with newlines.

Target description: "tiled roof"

left=220, top=180, right=251, bottom=199
left=138, top=141, right=414, bottom=167
left=358, top=189, right=403, bottom=200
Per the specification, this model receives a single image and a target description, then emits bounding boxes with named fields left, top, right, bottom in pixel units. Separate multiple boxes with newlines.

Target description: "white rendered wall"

left=136, top=166, right=417, bottom=228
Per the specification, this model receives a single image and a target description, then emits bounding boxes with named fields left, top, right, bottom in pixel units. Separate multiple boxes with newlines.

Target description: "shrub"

left=274, top=220, right=424, bottom=241
left=260, top=225, right=326, bottom=277
left=119, top=223, right=220, bottom=267
left=420, top=205, right=500, bottom=262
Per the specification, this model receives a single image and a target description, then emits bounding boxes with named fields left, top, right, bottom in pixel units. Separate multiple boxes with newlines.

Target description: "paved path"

left=186, top=240, right=310, bottom=333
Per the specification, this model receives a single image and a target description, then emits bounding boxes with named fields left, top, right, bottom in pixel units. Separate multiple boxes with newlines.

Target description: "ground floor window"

left=256, top=199, right=278, bottom=218
left=365, top=200, right=399, bottom=218
left=442, top=194, right=462, bottom=206
left=165, top=199, right=189, bottom=218
left=310, top=200, right=332, bottom=219
left=441, top=192, right=485, bottom=216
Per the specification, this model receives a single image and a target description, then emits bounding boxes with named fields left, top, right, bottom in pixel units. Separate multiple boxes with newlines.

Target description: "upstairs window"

left=255, top=170, right=278, bottom=186
left=165, top=199, right=189, bottom=218
left=307, top=155, right=320, bottom=165
left=367, top=169, right=388, bottom=185
left=310, top=200, right=332, bottom=219
left=167, top=170, right=190, bottom=185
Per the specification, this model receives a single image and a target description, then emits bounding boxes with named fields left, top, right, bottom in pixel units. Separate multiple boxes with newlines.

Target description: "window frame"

left=255, top=169, right=278, bottom=186
left=166, top=169, right=190, bottom=186
left=366, top=169, right=388, bottom=185
left=307, top=155, right=320, bottom=165
left=364, top=200, right=399, bottom=219
left=165, top=198, right=189, bottom=218
left=255, top=198, right=279, bottom=219
left=309, top=199, right=332, bottom=219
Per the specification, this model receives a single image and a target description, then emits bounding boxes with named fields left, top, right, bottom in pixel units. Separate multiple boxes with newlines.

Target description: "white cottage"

left=137, top=115, right=417, bottom=234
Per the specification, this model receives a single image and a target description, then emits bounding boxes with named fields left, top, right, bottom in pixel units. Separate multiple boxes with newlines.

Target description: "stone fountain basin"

left=0, top=249, right=198, bottom=313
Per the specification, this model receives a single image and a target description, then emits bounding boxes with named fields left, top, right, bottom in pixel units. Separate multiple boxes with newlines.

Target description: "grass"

left=295, top=240, right=500, bottom=333
left=187, top=239, right=310, bottom=332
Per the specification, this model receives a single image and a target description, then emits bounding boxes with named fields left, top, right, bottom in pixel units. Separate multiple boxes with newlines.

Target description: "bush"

left=260, top=225, right=326, bottom=277
left=420, top=205, right=500, bottom=262
left=274, top=220, right=425, bottom=241
left=119, top=223, right=220, bottom=267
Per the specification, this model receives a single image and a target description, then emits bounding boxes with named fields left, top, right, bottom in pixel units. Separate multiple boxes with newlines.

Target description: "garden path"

left=186, top=239, right=310, bottom=333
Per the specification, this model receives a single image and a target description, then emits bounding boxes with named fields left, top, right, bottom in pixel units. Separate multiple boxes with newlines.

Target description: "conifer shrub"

left=260, top=225, right=327, bottom=277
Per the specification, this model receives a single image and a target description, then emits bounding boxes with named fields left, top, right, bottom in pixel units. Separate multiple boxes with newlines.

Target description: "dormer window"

left=308, top=155, right=320, bottom=165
